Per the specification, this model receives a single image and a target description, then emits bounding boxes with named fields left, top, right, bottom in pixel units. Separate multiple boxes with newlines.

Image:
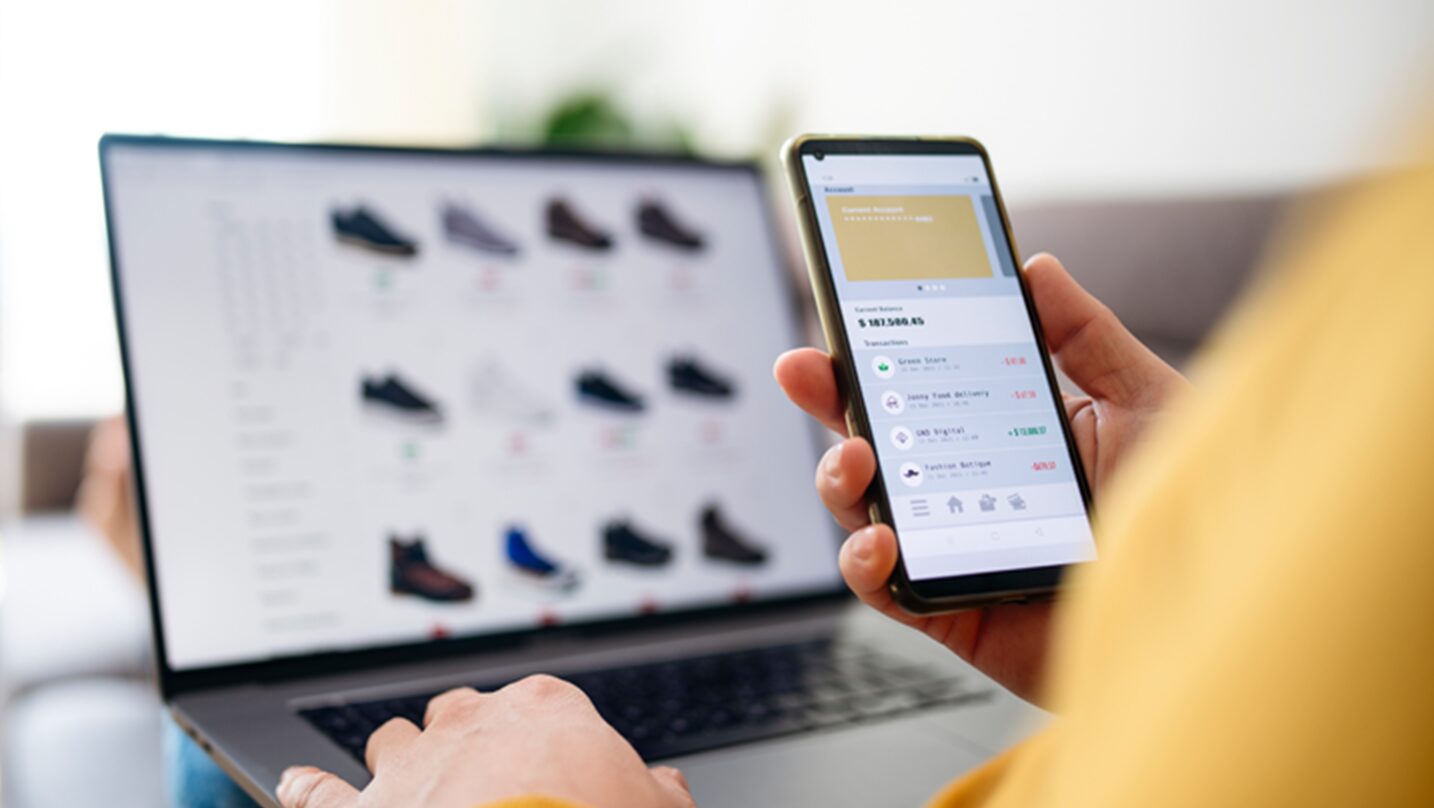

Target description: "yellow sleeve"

left=478, top=798, right=587, bottom=808
left=924, top=737, right=1035, bottom=808
left=934, top=155, right=1434, bottom=806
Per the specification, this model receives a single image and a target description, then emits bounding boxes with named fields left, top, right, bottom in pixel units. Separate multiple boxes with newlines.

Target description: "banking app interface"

left=803, top=153, right=1095, bottom=581
left=107, top=145, right=840, bottom=671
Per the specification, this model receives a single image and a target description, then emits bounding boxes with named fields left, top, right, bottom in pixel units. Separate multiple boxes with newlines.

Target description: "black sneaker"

left=442, top=202, right=520, bottom=256
left=637, top=199, right=704, bottom=251
left=700, top=504, right=768, bottom=565
left=576, top=370, right=644, bottom=413
left=603, top=520, right=673, bottom=566
left=391, top=537, right=474, bottom=602
left=332, top=205, right=419, bottom=257
left=362, top=374, right=443, bottom=424
left=668, top=356, right=735, bottom=399
left=547, top=199, right=613, bottom=250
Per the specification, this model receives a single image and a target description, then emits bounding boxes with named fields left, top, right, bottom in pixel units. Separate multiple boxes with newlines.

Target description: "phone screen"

left=801, top=151, right=1096, bottom=583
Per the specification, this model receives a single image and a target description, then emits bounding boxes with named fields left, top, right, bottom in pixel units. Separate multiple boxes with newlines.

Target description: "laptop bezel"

left=98, top=134, right=849, bottom=700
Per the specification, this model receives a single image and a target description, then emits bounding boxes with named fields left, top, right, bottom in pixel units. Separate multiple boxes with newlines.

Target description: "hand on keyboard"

left=301, top=640, right=982, bottom=767
left=281, top=675, right=694, bottom=808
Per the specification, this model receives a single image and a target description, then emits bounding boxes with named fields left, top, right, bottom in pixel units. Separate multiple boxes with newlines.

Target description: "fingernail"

left=823, top=442, right=845, bottom=481
left=851, top=527, right=875, bottom=562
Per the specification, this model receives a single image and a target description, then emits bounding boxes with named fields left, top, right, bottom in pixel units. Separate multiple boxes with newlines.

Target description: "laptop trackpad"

left=675, top=715, right=988, bottom=808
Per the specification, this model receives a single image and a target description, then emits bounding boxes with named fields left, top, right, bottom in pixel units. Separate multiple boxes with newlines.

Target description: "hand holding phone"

left=777, top=248, right=1190, bottom=697
left=781, top=136, right=1097, bottom=613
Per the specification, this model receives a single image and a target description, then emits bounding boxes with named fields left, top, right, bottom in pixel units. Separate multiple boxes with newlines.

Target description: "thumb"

left=650, top=765, right=696, bottom=807
left=277, top=766, right=359, bottom=808
left=1024, top=253, right=1174, bottom=405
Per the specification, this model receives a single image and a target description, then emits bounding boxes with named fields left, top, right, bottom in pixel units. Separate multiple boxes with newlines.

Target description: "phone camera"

left=813, top=150, right=825, bottom=161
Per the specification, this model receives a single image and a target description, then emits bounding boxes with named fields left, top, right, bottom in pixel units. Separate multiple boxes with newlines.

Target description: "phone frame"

left=781, top=134, right=1095, bottom=613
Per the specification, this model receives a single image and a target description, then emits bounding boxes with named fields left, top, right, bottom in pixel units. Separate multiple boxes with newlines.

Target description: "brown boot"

left=390, top=537, right=474, bottom=603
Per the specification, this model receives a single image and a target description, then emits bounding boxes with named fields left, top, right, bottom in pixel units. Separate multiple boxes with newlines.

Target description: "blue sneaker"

left=505, top=525, right=580, bottom=592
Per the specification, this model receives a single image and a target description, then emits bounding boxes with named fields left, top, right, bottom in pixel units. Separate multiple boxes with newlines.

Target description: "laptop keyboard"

left=299, top=639, right=988, bottom=764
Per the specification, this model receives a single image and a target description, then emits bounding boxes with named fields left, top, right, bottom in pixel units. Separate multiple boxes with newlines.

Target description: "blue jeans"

left=165, top=719, right=259, bottom=808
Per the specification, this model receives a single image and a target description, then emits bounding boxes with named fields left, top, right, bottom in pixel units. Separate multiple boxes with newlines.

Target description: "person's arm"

left=76, top=415, right=146, bottom=581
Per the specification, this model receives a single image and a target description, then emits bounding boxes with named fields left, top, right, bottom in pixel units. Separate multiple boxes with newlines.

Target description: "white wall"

left=0, top=0, right=480, bottom=422
left=479, top=0, right=1434, bottom=198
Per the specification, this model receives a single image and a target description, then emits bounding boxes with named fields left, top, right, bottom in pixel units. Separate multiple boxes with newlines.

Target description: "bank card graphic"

left=826, top=195, right=991, bottom=282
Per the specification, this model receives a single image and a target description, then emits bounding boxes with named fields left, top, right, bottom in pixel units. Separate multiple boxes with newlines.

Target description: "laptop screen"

left=102, top=139, right=841, bottom=673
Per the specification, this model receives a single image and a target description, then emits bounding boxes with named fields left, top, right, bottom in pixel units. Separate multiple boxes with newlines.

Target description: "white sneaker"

left=472, top=359, right=555, bottom=427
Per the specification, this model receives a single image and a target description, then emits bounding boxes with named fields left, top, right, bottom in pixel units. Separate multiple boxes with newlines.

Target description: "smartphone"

left=781, top=135, right=1096, bottom=613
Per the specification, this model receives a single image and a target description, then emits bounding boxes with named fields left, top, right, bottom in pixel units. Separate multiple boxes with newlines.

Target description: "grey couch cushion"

left=1009, top=194, right=1288, bottom=366
left=2, top=678, right=165, bottom=808
left=19, top=419, right=97, bottom=514
left=0, top=516, right=152, bottom=701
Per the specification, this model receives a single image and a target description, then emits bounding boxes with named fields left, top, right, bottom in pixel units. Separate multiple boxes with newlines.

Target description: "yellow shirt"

left=931, top=162, right=1434, bottom=805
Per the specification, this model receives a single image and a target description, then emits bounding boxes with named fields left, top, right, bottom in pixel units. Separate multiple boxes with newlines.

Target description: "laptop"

left=99, top=135, right=1041, bottom=807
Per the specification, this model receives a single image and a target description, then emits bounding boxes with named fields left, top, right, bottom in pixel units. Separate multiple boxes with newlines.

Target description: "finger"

left=424, top=686, right=483, bottom=727
left=1062, top=394, right=1098, bottom=488
left=277, top=766, right=358, bottom=808
left=1024, top=253, right=1172, bottom=405
left=773, top=348, right=848, bottom=436
left=837, top=525, right=935, bottom=631
left=651, top=766, right=696, bottom=807
left=364, top=717, right=420, bottom=774
left=816, top=439, right=876, bottom=531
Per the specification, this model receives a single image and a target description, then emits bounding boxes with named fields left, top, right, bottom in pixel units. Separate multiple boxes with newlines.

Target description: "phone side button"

left=868, top=503, right=882, bottom=526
